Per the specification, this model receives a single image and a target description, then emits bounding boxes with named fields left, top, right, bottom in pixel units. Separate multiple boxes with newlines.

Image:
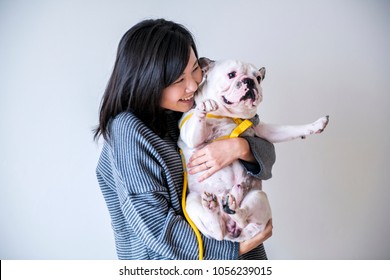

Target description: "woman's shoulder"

left=112, top=111, right=139, bottom=126
left=111, top=112, right=144, bottom=132
left=110, top=112, right=154, bottom=140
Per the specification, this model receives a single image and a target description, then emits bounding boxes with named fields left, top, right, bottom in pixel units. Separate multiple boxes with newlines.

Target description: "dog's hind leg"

left=224, top=189, right=271, bottom=232
left=222, top=184, right=249, bottom=229
left=241, top=190, right=272, bottom=235
left=186, top=192, right=225, bottom=240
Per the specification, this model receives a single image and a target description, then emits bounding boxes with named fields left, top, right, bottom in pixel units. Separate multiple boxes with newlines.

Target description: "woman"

left=94, top=18, right=275, bottom=260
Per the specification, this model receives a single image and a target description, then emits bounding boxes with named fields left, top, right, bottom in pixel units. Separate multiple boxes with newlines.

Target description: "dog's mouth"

left=222, top=96, right=234, bottom=105
left=222, top=89, right=257, bottom=105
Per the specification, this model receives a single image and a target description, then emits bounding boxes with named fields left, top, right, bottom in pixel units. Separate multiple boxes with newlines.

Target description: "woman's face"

left=160, top=48, right=202, bottom=112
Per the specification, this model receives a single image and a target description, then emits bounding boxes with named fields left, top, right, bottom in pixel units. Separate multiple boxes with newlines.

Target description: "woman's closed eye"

left=173, top=75, right=185, bottom=84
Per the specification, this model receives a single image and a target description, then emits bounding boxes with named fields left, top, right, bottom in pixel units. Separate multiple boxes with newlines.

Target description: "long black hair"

left=93, top=19, right=199, bottom=140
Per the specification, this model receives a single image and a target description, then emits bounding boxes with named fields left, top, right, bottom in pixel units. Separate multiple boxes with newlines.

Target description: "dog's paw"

left=195, top=99, right=218, bottom=117
left=201, top=192, right=219, bottom=212
left=314, top=115, right=329, bottom=134
left=301, top=115, right=330, bottom=139
left=230, top=184, right=247, bottom=205
left=222, top=194, right=237, bottom=215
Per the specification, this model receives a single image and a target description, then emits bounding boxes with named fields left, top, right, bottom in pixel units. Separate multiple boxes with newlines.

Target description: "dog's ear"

left=259, top=67, right=266, bottom=81
left=198, top=57, right=215, bottom=75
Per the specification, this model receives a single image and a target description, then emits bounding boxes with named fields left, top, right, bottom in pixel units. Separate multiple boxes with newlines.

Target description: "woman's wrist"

left=235, top=137, right=256, bottom=163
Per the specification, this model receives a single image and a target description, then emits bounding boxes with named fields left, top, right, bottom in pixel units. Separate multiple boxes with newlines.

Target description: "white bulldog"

left=178, top=57, right=329, bottom=242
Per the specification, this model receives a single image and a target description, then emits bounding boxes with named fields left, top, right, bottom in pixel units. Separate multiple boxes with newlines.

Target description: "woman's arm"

left=241, top=135, right=276, bottom=180
left=239, top=219, right=273, bottom=256
left=187, top=136, right=275, bottom=182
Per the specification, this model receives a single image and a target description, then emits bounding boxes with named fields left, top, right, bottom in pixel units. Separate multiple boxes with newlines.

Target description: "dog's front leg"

left=253, top=116, right=329, bottom=143
left=180, top=99, right=219, bottom=148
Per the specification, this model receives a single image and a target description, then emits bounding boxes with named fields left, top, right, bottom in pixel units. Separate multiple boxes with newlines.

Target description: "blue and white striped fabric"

left=96, top=111, right=274, bottom=260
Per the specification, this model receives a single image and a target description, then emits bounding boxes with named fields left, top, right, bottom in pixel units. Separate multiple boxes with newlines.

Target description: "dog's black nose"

left=240, top=88, right=256, bottom=101
left=243, top=78, right=255, bottom=88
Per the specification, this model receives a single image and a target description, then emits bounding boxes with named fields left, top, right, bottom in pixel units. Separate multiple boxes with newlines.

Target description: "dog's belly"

left=187, top=160, right=252, bottom=196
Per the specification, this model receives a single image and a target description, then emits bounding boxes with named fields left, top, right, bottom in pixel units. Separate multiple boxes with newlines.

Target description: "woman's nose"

left=186, top=78, right=198, bottom=93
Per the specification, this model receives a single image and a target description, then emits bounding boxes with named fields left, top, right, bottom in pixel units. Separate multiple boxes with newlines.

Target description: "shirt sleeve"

left=240, top=136, right=276, bottom=180
left=109, top=115, right=239, bottom=260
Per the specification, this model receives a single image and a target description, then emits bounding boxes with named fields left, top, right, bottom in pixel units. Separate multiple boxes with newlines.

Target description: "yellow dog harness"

left=180, top=113, right=254, bottom=260
left=179, top=113, right=254, bottom=140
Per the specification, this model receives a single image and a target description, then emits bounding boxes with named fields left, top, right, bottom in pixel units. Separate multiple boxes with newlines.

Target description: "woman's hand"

left=187, top=138, right=255, bottom=182
left=239, top=219, right=273, bottom=256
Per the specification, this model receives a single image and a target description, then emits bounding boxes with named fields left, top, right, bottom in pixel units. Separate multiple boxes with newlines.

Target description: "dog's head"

left=196, top=57, right=265, bottom=119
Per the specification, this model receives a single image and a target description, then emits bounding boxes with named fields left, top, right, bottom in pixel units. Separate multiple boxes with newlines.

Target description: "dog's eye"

left=228, top=71, right=236, bottom=79
left=256, top=76, right=262, bottom=83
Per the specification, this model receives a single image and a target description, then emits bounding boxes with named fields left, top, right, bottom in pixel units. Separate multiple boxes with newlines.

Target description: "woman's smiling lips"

left=180, top=94, right=194, bottom=102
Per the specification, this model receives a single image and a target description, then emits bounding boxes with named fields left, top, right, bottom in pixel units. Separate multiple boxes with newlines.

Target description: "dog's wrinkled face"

left=198, top=58, right=266, bottom=119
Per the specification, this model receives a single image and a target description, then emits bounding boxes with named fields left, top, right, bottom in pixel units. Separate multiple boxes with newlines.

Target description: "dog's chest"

left=205, top=118, right=255, bottom=142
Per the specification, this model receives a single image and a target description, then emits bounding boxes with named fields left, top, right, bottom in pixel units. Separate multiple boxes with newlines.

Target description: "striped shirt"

left=96, top=111, right=275, bottom=259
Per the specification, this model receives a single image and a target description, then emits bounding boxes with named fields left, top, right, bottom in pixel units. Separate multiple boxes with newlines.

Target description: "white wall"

left=1, top=0, right=389, bottom=259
